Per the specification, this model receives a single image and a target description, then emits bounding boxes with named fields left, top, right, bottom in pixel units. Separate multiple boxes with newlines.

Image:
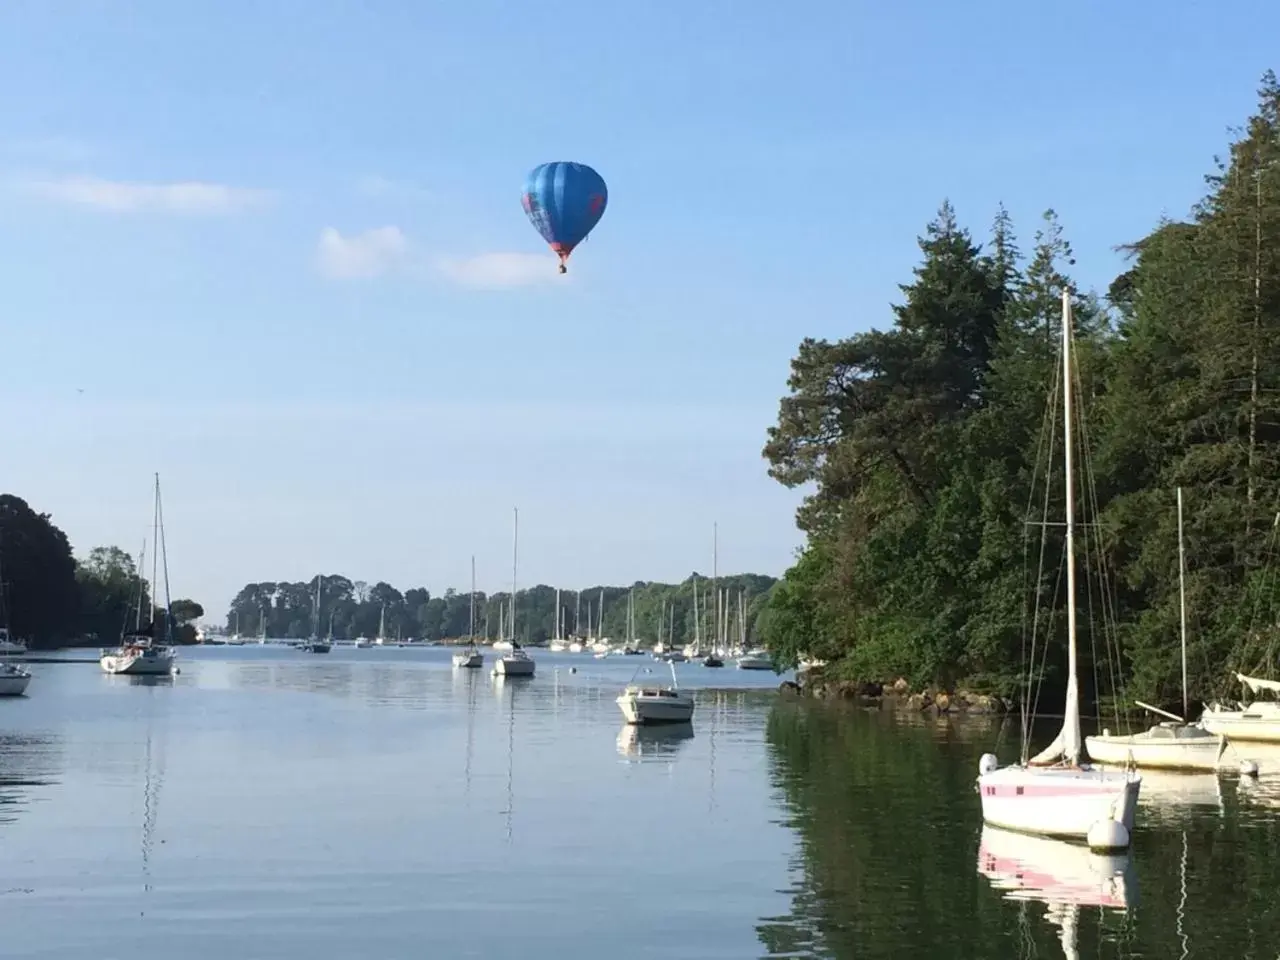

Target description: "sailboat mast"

left=470, top=555, right=477, bottom=643
left=712, top=522, right=719, bottom=652
left=511, top=507, right=518, bottom=644
left=150, top=476, right=160, bottom=633
left=575, top=591, right=581, bottom=636
left=1177, top=487, right=1188, bottom=720
left=554, top=588, right=561, bottom=640
left=135, top=538, right=147, bottom=630
left=1060, top=290, right=1082, bottom=765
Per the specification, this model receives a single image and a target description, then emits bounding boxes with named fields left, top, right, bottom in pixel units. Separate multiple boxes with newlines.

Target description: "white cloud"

left=315, top=226, right=410, bottom=280
left=21, top=175, right=269, bottom=214
left=434, top=252, right=559, bottom=290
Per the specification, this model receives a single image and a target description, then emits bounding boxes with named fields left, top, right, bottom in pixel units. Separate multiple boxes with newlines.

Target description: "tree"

left=0, top=495, right=81, bottom=647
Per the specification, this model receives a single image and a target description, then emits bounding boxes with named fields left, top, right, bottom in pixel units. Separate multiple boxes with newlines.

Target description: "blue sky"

left=2, top=1, right=1278, bottom=620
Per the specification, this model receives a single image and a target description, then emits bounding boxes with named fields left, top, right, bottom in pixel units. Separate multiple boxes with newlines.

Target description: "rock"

left=856, top=680, right=884, bottom=698
left=906, top=692, right=934, bottom=711
left=892, top=677, right=910, bottom=693
left=778, top=680, right=801, bottom=697
left=934, top=692, right=952, bottom=713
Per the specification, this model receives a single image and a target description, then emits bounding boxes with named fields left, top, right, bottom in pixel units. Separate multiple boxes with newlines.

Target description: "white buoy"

left=1240, top=759, right=1260, bottom=777
left=1087, top=820, right=1130, bottom=852
left=569, top=666, right=577, bottom=674
left=978, top=753, right=999, bottom=776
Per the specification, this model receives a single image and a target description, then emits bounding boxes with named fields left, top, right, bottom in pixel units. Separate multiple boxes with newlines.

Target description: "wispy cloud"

left=355, top=175, right=432, bottom=202
left=434, top=252, right=559, bottom=290
left=315, top=226, right=410, bottom=280
left=20, top=175, right=271, bottom=214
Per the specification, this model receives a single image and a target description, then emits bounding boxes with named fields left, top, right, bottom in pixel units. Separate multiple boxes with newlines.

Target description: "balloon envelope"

left=521, top=162, right=608, bottom=268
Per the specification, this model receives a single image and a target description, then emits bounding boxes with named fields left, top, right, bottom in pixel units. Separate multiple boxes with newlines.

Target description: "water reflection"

left=977, top=826, right=1134, bottom=960
left=0, top=733, right=61, bottom=826
left=615, top=722, right=695, bottom=760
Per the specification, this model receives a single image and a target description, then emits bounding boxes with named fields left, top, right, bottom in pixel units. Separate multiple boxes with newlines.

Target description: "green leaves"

left=761, top=71, right=1280, bottom=702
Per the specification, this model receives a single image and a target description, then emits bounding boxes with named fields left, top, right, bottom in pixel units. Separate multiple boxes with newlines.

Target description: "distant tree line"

left=758, top=72, right=1280, bottom=707
left=225, top=572, right=778, bottom=644
left=0, top=494, right=204, bottom=648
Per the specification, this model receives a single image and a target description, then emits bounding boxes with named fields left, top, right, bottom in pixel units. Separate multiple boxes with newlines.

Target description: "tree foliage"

left=760, top=73, right=1280, bottom=706
left=226, top=572, right=778, bottom=644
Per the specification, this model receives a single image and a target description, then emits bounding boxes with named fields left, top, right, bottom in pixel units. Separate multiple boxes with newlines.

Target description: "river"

left=0, top=646, right=1276, bottom=958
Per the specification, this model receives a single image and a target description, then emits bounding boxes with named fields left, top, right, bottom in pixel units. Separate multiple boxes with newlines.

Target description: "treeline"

left=226, top=572, right=778, bottom=644
left=0, top=495, right=204, bottom=647
left=759, top=72, right=1280, bottom=706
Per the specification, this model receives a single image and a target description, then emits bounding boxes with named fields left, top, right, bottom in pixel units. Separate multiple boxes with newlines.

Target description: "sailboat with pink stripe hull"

left=976, top=291, right=1140, bottom=849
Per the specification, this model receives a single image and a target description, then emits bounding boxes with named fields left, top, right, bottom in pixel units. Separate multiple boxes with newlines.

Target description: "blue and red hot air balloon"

left=521, top=161, right=608, bottom=274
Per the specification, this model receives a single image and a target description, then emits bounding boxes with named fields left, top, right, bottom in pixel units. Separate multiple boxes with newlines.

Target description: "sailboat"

left=299, top=577, right=331, bottom=653
left=1086, top=487, right=1225, bottom=770
left=976, top=292, right=1141, bottom=849
left=550, top=588, right=567, bottom=652
left=704, top=526, right=724, bottom=668
left=0, top=535, right=33, bottom=695
left=101, top=476, right=178, bottom=677
left=373, top=603, right=388, bottom=646
left=493, top=508, right=535, bottom=677
left=258, top=605, right=269, bottom=644
left=453, top=556, right=484, bottom=669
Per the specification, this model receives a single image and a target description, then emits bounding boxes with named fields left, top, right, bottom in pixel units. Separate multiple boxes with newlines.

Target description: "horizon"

left=4, top=2, right=1279, bottom=619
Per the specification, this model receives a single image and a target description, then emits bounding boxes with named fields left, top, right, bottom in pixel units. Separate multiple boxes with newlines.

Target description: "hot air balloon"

left=521, top=162, right=608, bottom=274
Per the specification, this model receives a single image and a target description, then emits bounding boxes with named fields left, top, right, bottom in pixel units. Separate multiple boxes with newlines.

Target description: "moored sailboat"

left=976, top=292, right=1140, bottom=849
left=453, top=556, right=484, bottom=669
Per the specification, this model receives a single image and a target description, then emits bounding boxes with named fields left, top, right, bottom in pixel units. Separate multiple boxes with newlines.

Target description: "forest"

left=224, top=572, right=778, bottom=645
left=0, top=494, right=203, bottom=647
left=758, top=73, right=1280, bottom=707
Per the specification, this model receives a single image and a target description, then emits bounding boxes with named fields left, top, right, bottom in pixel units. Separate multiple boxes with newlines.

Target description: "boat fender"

left=1087, top=820, right=1129, bottom=851
left=1240, top=759, right=1260, bottom=777
left=978, top=753, right=998, bottom=776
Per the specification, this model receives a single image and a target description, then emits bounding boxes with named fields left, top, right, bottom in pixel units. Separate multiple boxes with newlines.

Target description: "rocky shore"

left=779, top=672, right=1010, bottom=716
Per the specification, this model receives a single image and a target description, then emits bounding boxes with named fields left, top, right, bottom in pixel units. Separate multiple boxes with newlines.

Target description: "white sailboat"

left=1086, top=487, right=1225, bottom=771
left=453, top=556, right=484, bottom=669
left=704, top=526, right=724, bottom=667
left=1200, top=673, right=1280, bottom=742
left=494, top=508, right=535, bottom=677
left=101, top=479, right=178, bottom=677
left=976, top=292, right=1141, bottom=849
left=549, top=588, right=567, bottom=651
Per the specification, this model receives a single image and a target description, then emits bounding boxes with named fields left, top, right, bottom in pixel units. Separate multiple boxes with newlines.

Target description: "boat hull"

left=0, top=673, right=31, bottom=696
left=978, top=765, right=1141, bottom=841
left=494, top=656, right=535, bottom=677
left=452, top=652, right=484, bottom=669
left=1199, top=706, right=1280, bottom=743
left=100, top=651, right=175, bottom=676
left=617, top=693, right=695, bottom=725
left=1085, top=730, right=1225, bottom=771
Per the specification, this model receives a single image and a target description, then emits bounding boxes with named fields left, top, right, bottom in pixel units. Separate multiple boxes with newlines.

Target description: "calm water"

left=0, top=647, right=1277, bottom=958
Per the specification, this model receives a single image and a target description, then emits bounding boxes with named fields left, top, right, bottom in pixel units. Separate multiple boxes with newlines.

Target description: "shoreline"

left=780, top=671, right=1011, bottom=716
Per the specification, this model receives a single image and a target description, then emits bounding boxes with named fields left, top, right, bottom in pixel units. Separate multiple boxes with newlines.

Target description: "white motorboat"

left=453, top=557, right=484, bottom=669
left=0, top=628, right=28, bottom=656
left=353, top=637, right=371, bottom=649
left=617, top=660, right=694, bottom=725
left=977, top=292, right=1141, bottom=848
left=0, top=660, right=32, bottom=696
left=1086, top=487, right=1225, bottom=771
left=735, top=649, right=774, bottom=671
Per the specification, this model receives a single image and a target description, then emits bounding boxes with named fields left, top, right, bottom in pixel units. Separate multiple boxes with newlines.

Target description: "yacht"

left=100, top=476, right=178, bottom=678
left=617, top=661, right=695, bottom=725
left=493, top=508, right=535, bottom=678
left=101, top=632, right=177, bottom=676
left=1200, top=673, right=1280, bottom=742
left=0, top=628, right=28, bottom=656
left=0, top=660, right=32, bottom=696
left=1085, top=488, right=1225, bottom=771
left=735, top=649, right=774, bottom=671
left=453, top=557, right=484, bottom=669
